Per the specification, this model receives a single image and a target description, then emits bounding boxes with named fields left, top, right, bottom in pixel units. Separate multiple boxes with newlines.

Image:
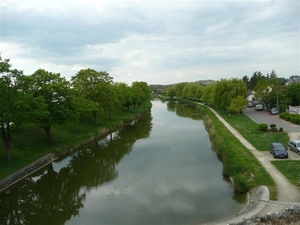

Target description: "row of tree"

left=0, top=55, right=152, bottom=161
left=166, top=70, right=300, bottom=113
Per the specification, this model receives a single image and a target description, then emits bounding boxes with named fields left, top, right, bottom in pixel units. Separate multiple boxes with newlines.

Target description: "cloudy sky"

left=1, top=0, right=299, bottom=85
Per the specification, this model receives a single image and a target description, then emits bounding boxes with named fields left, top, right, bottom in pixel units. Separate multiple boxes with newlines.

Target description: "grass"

left=0, top=102, right=152, bottom=180
left=271, top=161, right=300, bottom=186
left=212, top=108, right=289, bottom=151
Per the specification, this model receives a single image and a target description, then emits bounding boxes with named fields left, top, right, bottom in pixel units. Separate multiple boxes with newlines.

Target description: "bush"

left=258, top=123, right=268, bottom=132
left=279, top=127, right=283, bottom=132
left=270, top=124, right=276, bottom=128
left=271, top=127, right=278, bottom=132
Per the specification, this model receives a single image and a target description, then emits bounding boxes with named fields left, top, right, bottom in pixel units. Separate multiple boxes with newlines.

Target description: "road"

left=243, top=107, right=300, bottom=133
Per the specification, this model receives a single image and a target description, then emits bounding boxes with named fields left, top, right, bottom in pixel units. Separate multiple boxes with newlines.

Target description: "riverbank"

left=0, top=102, right=152, bottom=189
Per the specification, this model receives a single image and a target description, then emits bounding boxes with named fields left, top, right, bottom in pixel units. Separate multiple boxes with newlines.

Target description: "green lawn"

left=213, top=108, right=289, bottom=151
left=271, top=161, right=300, bottom=186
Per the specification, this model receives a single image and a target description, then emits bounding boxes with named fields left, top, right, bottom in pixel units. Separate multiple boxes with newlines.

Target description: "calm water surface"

left=0, top=100, right=246, bottom=225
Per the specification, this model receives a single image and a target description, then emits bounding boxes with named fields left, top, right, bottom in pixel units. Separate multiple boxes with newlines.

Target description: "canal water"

left=0, top=100, right=246, bottom=225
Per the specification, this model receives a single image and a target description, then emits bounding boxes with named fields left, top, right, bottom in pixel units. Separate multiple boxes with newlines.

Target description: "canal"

left=0, top=100, right=246, bottom=225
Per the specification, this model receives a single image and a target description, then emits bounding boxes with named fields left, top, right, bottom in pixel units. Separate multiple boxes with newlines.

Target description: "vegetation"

left=0, top=55, right=152, bottom=164
left=193, top=102, right=276, bottom=197
left=271, top=161, right=300, bottom=186
left=212, top=107, right=289, bottom=151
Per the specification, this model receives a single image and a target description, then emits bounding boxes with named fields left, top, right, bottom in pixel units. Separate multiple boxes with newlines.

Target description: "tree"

left=30, top=69, right=75, bottom=140
left=214, top=78, right=247, bottom=110
left=166, top=86, right=176, bottom=99
left=249, top=71, right=265, bottom=90
left=131, top=81, right=151, bottom=106
left=228, top=96, right=247, bottom=113
left=114, top=82, right=133, bottom=110
left=71, top=69, right=113, bottom=124
left=201, top=84, right=215, bottom=104
left=0, top=56, right=45, bottom=160
left=285, top=83, right=300, bottom=106
left=175, top=82, right=188, bottom=98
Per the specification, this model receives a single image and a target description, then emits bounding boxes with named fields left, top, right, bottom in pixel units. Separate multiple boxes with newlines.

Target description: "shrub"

left=279, top=112, right=288, bottom=119
left=271, top=127, right=278, bottom=132
left=270, top=124, right=276, bottom=128
left=258, top=123, right=268, bottom=132
left=279, top=127, right=283, bottom=132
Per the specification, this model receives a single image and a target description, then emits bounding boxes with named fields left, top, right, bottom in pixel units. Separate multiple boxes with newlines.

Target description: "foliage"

left=30, top=69, right=75, bottom=140
left=212, top=107, right=289, bottom=152
left=174, top=82, right=188, bottom=98
left=284, top=83, right=300, bottom=106
left=201, top=83, right=215, bottom=104
left=227, top=95, right=247, bottom=113
left=166, top=86, right=176, bottom=99
left=0, top=56, right=46, bottom=160
left=213, top=78, right=247, bottom=110
left=197, top=103, right=275, bottom=194
left=131, top=81, right=152, bottom=106
left=258, top=123, right=268, bottom=132
left=279, top=112, right=300, bottom=125
left=71, top=69, right=113, bottom=124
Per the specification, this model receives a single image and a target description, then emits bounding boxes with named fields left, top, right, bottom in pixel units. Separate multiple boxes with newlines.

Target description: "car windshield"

left=274, top=145, right=285, bottom=151
left=274, top=150, right=286, bottom=154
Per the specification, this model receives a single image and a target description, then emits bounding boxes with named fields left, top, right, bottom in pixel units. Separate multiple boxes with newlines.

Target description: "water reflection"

left=0, top=101, right=246, bottom=225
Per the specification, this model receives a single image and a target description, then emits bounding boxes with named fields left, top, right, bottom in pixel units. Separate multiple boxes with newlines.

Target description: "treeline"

left=0, top=55, right=152, bottom=161
left=165, top=70, right=300, bottom=113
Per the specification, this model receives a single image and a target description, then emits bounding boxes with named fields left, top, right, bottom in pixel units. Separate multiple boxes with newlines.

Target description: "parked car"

left=269, top=108, right=278, bottom=115
left=247, top=102, right=253, bottom=107
left=270, top=142, right=288, bottom=158
left=288, top=140, right=300, bottom=154
left=255, top=104, right=263, bottom=111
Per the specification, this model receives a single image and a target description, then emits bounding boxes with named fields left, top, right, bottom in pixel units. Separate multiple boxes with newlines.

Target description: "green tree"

left=175, top=82, right=188, bottom=98
left=214, top=78, right=247, bottom=110
left=30, top=69, right=75, bottom=140
left=0, top=56, right=45, bottom=160
left=71, top=69, right=113, bottom=124
left=228, top=96, right=247, bottom=113
left=114, top=82, right=133, bottom=110
left=202, top=84, right=215, bottom=104
left=285, top=83, right=300, bottom=106
left=166, top=86, right=176, bottom=99
left=131, top=81, right=151, bottom=106
left=249, top=71, right=265, bottom=90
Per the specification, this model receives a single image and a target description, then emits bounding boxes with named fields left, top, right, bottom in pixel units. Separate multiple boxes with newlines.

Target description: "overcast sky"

left=1, top=0, right=299, bottom=85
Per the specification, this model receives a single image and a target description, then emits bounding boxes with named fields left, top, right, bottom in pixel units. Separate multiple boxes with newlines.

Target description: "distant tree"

left=0, top=56, right=45, bottom=160
left=214, top=78, right=247, bottom=110
left=202, top=84, right=215, bottom=104
left=166, top=86, right=176, bottom=99
left=242, top=75, right=250, bottom=89
left=249, top=71, right=265, bottom=90
left=175, top=82, right=188, bottom=98
left=98, top=83, right=120, bottom=119
left=30, top=69, right=75, bottom=140
left=131, top=81, right=151, bottom=106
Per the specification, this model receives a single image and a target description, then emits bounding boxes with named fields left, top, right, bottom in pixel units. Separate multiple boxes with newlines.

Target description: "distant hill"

left=149, top=80, right=216, bottom=93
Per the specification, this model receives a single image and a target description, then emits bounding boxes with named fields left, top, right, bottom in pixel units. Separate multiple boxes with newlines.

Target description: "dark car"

left=270, top=142, right=288, bottom=158
left=269, top=108, right=279, bottom=115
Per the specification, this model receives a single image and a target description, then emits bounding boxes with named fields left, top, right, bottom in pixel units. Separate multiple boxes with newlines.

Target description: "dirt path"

left=209, top=108, right=300, bottom=217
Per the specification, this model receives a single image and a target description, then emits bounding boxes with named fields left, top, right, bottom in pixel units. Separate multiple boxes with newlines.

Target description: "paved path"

left=203, top=107, right=300, bottom=224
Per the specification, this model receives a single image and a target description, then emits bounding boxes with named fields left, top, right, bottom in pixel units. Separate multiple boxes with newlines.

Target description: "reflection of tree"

left=0, top=112, right=152, bottom=225
left=167, top=102, right=203, bottom=120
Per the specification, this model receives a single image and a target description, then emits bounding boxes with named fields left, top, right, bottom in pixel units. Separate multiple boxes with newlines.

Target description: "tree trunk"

left=92, top=111, right=98, bottom=124
left=43, top=126, right=51, bottom=141
left=1, top=127, right=12, bottom=161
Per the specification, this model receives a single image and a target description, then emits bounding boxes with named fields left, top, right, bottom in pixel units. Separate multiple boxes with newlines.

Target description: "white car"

left=288, top=140, right=300, bottom=154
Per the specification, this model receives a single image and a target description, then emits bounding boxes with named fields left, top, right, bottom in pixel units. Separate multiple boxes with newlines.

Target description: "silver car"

left=288, top=140, right=300, bottom=154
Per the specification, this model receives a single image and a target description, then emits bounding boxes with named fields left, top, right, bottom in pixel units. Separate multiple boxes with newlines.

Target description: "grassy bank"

left=0, top=102, right=152, bottom=180
left=212, top=108, right=289, bottom=151
left=212, top=106, right=300, bottom=187
left=178, top=99, right=276, bottom=198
